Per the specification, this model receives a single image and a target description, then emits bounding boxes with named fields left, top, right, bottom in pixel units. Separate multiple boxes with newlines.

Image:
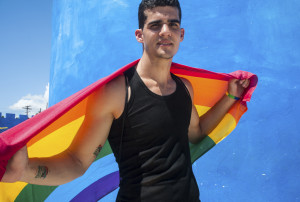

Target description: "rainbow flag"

left=0, top=60, right=257, bottom=201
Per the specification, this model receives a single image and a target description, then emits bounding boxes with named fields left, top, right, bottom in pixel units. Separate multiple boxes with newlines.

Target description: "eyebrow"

left=148, top=19, right=180, bottom=25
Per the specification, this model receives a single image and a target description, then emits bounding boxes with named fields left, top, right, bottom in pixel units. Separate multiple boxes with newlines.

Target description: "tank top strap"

left=171, top=73, right=192, bottom=101
left=124, top=66, right=137, bottom=84
left=118, top=69, right=129, bottom=164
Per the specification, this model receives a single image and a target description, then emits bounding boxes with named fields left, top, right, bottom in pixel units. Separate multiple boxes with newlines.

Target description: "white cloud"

left=9, top=83, right=49, bottom=116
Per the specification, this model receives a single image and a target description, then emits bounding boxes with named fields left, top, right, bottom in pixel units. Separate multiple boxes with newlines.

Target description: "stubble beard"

left=157, top=48, right=178, bottom=60
left=156, top=45, right=178, bottom=60
left=158, top=53, right=173, bottom=60
left=143, top=43, right=178, bottom=60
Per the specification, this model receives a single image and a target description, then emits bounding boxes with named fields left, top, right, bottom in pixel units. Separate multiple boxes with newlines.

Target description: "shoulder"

left=105, top=74, right=126, bottom=94
left=91, top=75, right=126, bottom=119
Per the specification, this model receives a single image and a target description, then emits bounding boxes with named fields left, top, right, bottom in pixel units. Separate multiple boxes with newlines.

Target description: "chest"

left=124, top=79, right=192, bottom=147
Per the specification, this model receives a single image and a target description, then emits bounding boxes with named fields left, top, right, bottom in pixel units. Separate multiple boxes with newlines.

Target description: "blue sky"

left=0, top=0, right=52, bottom=116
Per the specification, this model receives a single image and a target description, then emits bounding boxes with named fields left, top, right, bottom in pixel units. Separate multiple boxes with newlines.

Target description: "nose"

left=159, top=24, right=171, bottom=37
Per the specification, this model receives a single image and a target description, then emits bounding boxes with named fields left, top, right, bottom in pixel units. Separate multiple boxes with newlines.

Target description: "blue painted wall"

left=50, top=1, right=300, bottom=201
left=0, top=112, right=28, bottom=133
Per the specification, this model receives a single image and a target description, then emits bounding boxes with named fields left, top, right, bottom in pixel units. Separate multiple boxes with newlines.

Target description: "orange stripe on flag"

left=177, top=74, right=228, bottom=107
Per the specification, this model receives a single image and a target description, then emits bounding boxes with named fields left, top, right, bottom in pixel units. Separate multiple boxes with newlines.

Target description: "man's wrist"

left=226, top=92, right=240, bottom=101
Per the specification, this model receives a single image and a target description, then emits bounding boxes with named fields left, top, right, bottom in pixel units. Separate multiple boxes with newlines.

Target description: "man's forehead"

left=144, top=6, right=180, bottom=23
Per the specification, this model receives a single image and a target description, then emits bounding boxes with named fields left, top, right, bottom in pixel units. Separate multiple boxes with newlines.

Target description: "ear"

left=135, top=29, right=144, bottom=43
left=180, top=28, right=185, bottom=42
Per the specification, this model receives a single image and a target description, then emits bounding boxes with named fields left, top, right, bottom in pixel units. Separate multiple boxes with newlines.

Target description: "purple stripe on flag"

left=70, top=171, right=119, bottom=202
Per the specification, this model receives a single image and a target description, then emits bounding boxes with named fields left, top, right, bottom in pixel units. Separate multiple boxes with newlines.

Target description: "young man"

left=2, top=0, right=249, bottom=201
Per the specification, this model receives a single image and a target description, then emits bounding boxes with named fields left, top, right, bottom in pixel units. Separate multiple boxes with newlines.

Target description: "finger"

left=230, top=79, right=238, bottom=84
left=243, top=79, right=250, bottom=88
left=239, top=79, right=248, bottom=88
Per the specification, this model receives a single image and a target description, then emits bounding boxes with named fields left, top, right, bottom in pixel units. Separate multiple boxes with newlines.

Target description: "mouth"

left=157, top=41, right=173, bottom=46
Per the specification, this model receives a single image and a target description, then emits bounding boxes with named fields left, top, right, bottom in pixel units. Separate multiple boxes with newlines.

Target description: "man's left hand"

left=228, top=79, right=250, bottom=98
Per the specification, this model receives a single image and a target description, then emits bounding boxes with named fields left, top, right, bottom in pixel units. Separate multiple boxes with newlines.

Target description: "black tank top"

left=108, top=67, right=200, bottom=202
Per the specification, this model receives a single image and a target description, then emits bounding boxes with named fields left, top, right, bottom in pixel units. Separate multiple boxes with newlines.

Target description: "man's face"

left=135, top=6, right=184, bottom=60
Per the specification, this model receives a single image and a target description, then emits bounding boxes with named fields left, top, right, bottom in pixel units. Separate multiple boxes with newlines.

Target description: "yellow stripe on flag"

left=195, top=105, right=237, bottom=144
left=208, top=114, right=236, bottom=144
left=195, top=105, right=210, bottom=117
left=28, top=116, right=85, bottom=158
left=0, top=182, right=27, bottom=202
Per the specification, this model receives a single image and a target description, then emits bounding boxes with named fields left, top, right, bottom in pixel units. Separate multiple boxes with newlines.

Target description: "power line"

left=23, top=105, right=32, bottom=118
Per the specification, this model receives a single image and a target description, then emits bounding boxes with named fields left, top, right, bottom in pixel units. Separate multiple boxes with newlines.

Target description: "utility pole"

left=23, top=105, right=32, bottom=118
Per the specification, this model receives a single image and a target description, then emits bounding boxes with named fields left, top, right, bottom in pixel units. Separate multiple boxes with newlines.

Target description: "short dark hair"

left=138, top=0, right=182, bottom=29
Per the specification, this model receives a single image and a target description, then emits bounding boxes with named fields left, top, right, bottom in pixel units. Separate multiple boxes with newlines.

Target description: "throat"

left=136, top=56, right=176, bottom=96
left=142, top=75, right=177, bottom=96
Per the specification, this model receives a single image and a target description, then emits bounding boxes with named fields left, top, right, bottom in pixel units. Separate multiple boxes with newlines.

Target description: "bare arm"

left=2, top=76, right=126, bottom=185
left=21, top=91, right=114, bottom=186
left=186, top=78, right=250, bottom=144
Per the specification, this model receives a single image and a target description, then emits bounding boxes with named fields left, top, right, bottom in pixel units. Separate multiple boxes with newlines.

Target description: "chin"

left=161, top=55, right=174, bottom=60
left=155, top=54, right=173, bottom=60
left=157, top=52, right=176, bottom=59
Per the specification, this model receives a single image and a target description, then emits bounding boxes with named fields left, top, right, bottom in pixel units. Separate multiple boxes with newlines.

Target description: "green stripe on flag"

left=95, top=140, right=113, bottom=161
left=190, top=136, right=216, bottom=163
left=15, top=184, right=57, bottom=202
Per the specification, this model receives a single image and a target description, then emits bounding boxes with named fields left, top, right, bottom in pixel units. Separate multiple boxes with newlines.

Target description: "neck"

left=136, top=53, right=173, bottom=86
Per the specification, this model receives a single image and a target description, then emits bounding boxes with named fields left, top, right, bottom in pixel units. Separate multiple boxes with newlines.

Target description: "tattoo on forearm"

left=35, top=166, right=49, bottom=179
left=93, top=145, right=102, bottom=158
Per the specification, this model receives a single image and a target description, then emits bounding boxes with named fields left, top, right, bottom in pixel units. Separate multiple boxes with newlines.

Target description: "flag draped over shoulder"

left=0, top=60, right=258, bottom=201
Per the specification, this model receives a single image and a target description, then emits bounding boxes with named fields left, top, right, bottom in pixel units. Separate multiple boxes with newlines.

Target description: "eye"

left=170, top=22, right=180, bottom=29
left=150, top=23, right=160, bottom=29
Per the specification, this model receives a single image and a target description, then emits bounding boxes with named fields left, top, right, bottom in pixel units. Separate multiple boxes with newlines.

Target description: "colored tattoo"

left=35, top=166, right=49, bottom=179
left=93, top=145, right=102, bottom=158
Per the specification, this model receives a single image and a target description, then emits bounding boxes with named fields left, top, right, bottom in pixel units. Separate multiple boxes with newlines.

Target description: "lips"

left=158, top=41, right=173, bottom=46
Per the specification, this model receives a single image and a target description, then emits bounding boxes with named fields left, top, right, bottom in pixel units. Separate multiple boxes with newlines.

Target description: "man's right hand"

left=1, top=146, right=28, bottom=183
